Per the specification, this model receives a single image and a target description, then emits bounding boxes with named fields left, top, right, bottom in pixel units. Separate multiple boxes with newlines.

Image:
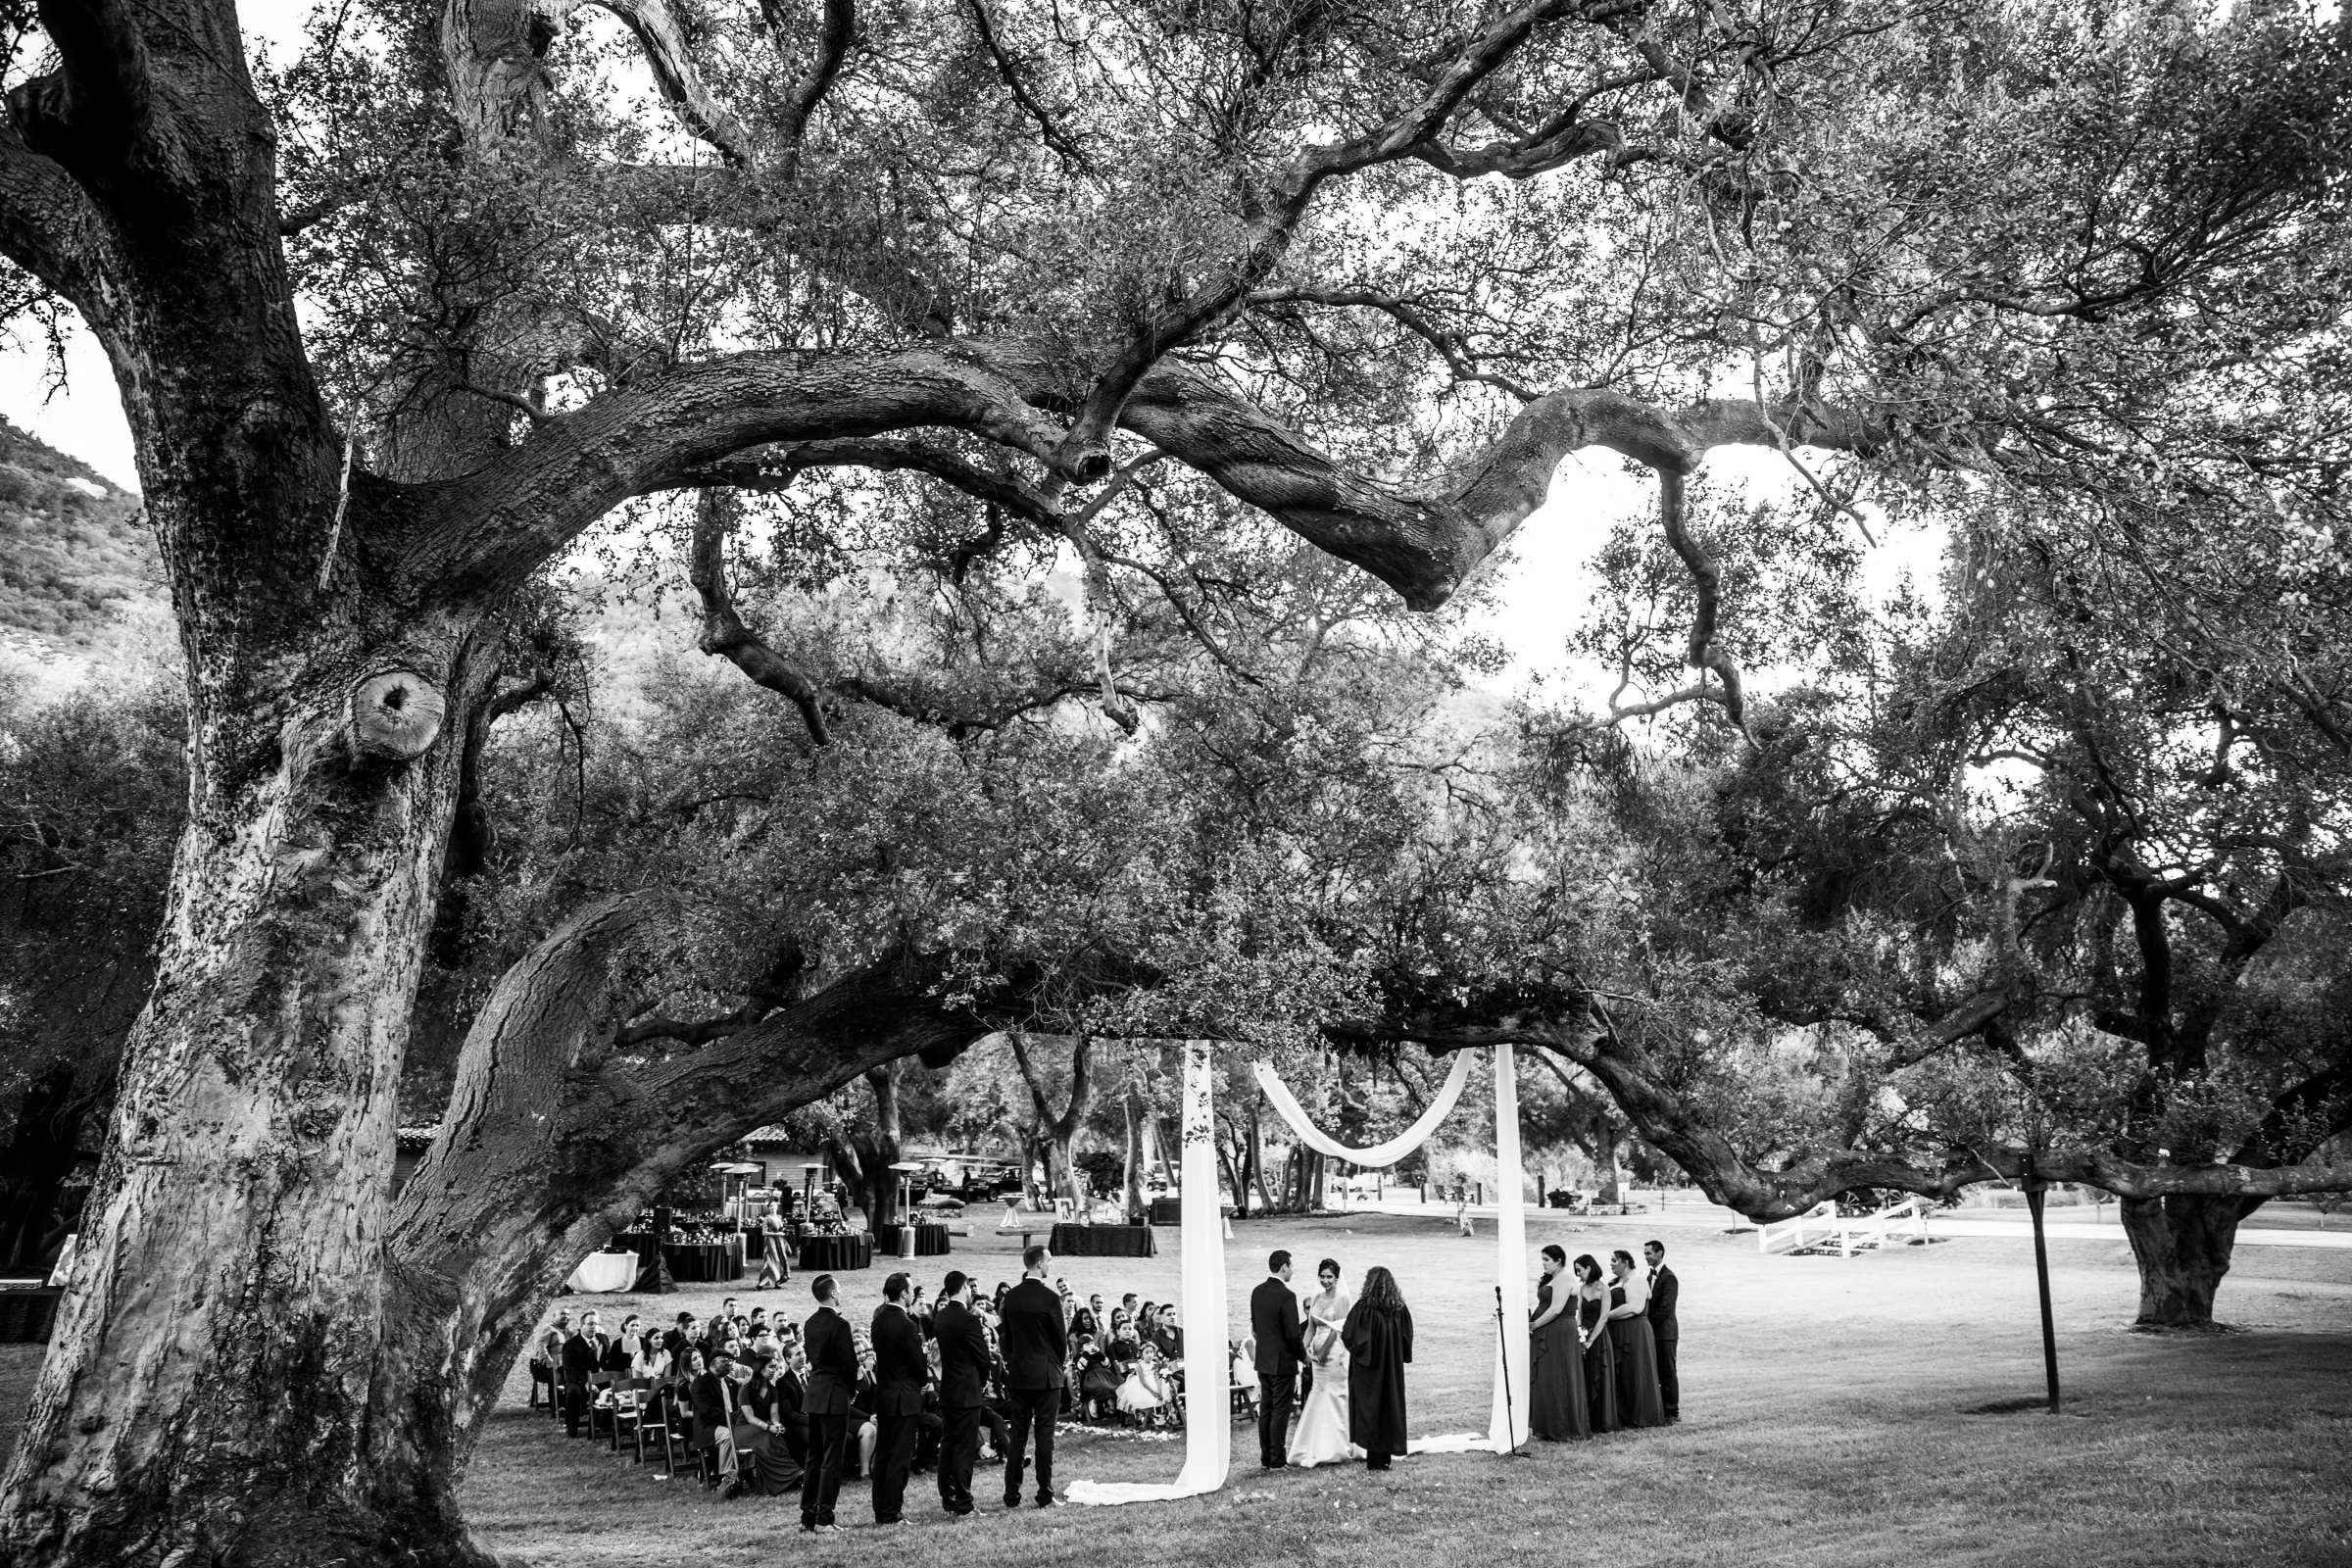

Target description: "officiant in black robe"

left=1342, top=1266, right=1413, bottom=1471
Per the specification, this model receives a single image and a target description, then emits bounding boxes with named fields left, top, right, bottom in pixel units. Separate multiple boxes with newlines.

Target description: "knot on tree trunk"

left=349, top=670, right=447, bottom=761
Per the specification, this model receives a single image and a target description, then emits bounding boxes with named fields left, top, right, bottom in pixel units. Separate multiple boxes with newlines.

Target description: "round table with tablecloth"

left=795, top=1232, right=875, bottom=1271
left=661, top=1237, right=746, bottom=1283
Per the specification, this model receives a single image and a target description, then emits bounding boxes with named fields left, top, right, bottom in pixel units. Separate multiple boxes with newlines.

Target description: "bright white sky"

left=0, top=0, right=1935, bottom=700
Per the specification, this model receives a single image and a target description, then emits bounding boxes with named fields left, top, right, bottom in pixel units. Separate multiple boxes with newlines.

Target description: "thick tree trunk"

left=1591, top=1117, right=1623, bottom=1205
left=1121, top=1086, right=1146, bottom=1218
left=2118, top=1194, right=2247, bottom=1328
left=0, top=632, right=480, bottom=1568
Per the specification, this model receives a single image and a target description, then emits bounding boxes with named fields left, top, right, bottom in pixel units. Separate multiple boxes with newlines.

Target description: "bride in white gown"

left=1287, top=1258, right=1356, bottom=1467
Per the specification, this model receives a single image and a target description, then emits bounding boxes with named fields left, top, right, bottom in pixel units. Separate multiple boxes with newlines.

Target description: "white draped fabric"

left=1067, top=1043, right=1232, bottom=1504
left=1486, top=1044, right=1532, bottom=1451
left=1250, top=1050, right=1478, bottom=1167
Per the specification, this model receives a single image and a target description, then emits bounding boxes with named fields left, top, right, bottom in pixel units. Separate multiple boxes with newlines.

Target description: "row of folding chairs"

left=534, top=1368, right=732, bottom=1488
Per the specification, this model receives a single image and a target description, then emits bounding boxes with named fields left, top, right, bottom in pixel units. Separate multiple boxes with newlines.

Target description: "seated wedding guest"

left=529, top=1310, right=568, bottom=1409
left=1528, top=1245, right=1589, bottom=1442
left=601, top=1313, right=647, bottom=1379
left=1114, top=1293, right=1139, bottom=1336
left=1085, top=1293, right=1108, bottom=1337
left=1068, top=1296, right=1100, bottom=1342
left=1574, top=1254, right=1619, bottom=1433
left=1150, top=1304, right=1185, bottom=1361
left=561, top=1310, right=606, bottom=1439
left=1343, top=1266, right=1413, bottom=1473
left=1074, top=1336, right=1120, bottom=1421
left=738, top=1348, right=806, bottom=1494
left=1606, top=1250, right=1668, bottom=1428
left=747, top=1306, right=770, bottom=1337
left=688, top=1349, right=742, bottom=1493
left=663, top=1312, right=699, bottom=1364
left=775, top=1342, right=811, bottom=1461
left=847, top=1330, right=879, bottom=1479
left=1115, top=1348, right=1174, bottom=1426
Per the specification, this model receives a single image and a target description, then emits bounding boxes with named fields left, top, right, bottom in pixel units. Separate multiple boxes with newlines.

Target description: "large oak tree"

left=4, top=0, right=2348, bottom=1562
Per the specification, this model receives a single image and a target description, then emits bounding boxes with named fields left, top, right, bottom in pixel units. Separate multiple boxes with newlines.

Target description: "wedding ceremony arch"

left=1067, top=1045, right=1532, bottom=1506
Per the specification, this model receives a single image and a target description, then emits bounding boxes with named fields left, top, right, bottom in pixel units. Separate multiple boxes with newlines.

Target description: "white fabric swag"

left=1249, top=1051, right=1479, bottom=1168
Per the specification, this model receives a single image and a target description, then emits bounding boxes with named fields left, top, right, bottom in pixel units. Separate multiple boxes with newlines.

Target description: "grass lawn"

left=6, top=1209, right=2350, bottom=1566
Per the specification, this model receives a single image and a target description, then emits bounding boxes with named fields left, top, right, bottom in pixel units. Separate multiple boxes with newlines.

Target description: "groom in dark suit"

left=1250, top=1250, right=1306, bottom=1468
left=997, top=1244, right=1067, bottom=1507
left=1644, top=1239, right=1680, bottom=1422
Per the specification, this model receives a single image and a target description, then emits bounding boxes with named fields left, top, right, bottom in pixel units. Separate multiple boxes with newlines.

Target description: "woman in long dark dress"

left=1574, top=1254, right=1619, bottom=1434
left=736, top=1348, right=807, bottom=1494
left=1528, top=1245, right=1590, bottom=1441
left=1606, top=1249, right=1668, bottom=1428
left=1342, top=1265, right=1414, bottom=1471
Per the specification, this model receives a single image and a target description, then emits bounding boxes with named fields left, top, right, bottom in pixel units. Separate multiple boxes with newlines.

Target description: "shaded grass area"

left=6, top=1211, right=2350, bottom=1566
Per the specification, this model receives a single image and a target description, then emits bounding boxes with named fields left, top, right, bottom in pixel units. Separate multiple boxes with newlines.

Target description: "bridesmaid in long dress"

left=1606, top=1248, right=1668, bottom=1428
left=1528, top=1245, right=1590, bottom=1441
left=1574, top=1254, right=1619, bottom=1434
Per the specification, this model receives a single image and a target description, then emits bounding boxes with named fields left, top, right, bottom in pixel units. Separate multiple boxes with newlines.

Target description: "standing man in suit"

left=869, top=1272, right=931, bottom=1525
left=996, top=1244, right=1068, bottom=1508
left=561, top=1309, right=605, bottom=1439
left=1251, top=1251, right=1306, bottom=1468
left=932, top=1270, right=991, bottom=1516
left=800, top=1274, right=858, bottom=1534
left=1643, top=1239, right=1680, bottom=1423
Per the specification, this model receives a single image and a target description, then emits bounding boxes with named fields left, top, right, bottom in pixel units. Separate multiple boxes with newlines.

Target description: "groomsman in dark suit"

left=996, top=1244, right=1067, bottom=1507
left=1250, top=1250, right=1306, bottom=1468
left=800, top=1275, right=858, bottom=1533
left=869, top=1272, right=931, bottom=1525
left=1643, top=1239, right=1680, bottom=1422
left=932, top=1271, right=990, bottom=1516
left=560, top=1310, right=606, bottom=1438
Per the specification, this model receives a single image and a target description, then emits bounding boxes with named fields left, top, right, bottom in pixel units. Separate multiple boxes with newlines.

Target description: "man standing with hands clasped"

left=931, top=1271, right=990, bottom=1517
left=869, top=1272, right=930, bottom=1526
left=1644, top=1239, right=1680, bottom=1423
left=997, top=1244, right=1067, bottom=1508
left=1250, top=1250, right=1307, bottom=1469
left=799, top=1274, right=857, bottom=1534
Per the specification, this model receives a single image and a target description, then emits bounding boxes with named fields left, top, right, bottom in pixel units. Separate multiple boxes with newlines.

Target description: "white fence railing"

left=1757, top=1196, right=1932, bottom=1256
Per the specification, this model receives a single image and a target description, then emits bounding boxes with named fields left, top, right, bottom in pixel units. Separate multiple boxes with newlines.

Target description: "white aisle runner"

left=1066, top=1043, right=1232, bottom=1503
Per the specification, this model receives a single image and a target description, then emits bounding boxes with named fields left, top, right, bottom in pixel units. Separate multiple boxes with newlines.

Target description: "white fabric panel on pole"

left=1250, top=1050, right=1477, bottom=1167
left=1067, top=1042, right=1231, bottom=1504
left=1487, top=1043, right=1531, bottom=1451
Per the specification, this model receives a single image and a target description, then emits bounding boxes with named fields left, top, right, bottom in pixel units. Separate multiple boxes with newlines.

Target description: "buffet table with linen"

left=564, top=1250, right=639, bottom=1293
left=795, top=1232, right=875, bottom=1271
left=1048, top=1223, right=1157, bottom=1258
